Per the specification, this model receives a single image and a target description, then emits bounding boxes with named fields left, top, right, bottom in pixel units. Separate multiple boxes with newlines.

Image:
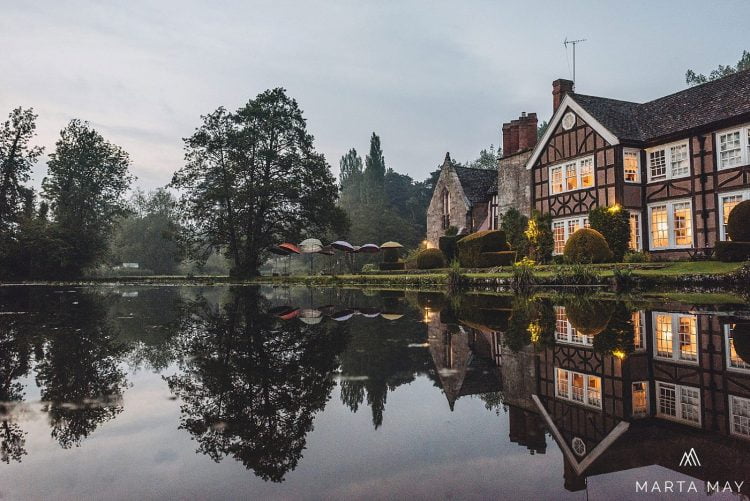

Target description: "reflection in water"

left=1, top=285, right=749, bottom=497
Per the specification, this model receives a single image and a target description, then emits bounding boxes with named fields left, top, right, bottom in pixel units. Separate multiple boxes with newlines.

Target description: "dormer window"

left=646, top=141, right=690, bottom=182
left=717, top=124, right=750, bottom=170
left=549, top=155, right=594, bottom=195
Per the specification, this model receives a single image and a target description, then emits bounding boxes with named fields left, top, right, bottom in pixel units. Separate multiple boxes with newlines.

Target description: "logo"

left=679, top=448, right=701, bottom=467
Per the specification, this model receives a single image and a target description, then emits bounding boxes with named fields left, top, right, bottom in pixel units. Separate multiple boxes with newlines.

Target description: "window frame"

left=718, top=189, right=750, bottom=241
left=655, top=381, right=701, bottom=426
left=724, top=323, right=750, bottom=373
left=555, top=367, right=602, bottom=409
left=631, top=381, right=650, bottom=418
left=729, top=394, right=750, bottom=439
left=647, top=198, right=694, bottom=250
left=652, top=312, right=699, bottom=365
left=489, top=194, right=499, bottom=230
left=554, top=306, right=593, bottom=347
left=646, top=140, right=690, bottom=183
left=551, top=215, right=589, bottom=255
left=716, top=124, right=750, bottom=171
left=629, top=212, right=642, bottom=251
left=548, top=155, right=595, bottom=195
left=623, top=148, right=641, bottom=183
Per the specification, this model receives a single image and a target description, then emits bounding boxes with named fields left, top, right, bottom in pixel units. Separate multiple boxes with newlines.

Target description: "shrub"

left=524, top=211, right=554, bottom=263
left=444, top=225, right=458, bottom=236
left=552, top=263, right=599, bottom=286
left=563, top=228, right=613, bottom=263
left=457, top=230, right=509, bottom=267
left=379, top=261, right=405, bottom=270
left=361, top=263, right=378, bottom=273
left=564, top=298, right=613, bottom=335
left=478, top=251, right=516, bottom=267
left=588, top=205, right=631, bottom=261
left=447, top=259, right=464, bottom=293
left=715, top=241, right=750, bottom=262
left=501, top=208, right=529, bottom=255
left=727, top=200, right=750, bottom=242
left=623, top=250, right=651, bottom=263
left=510, top=257, right=536, bottom=295
left=439, top=235, right=461, bottom=263
left=612, top=267, right=635, bottom=292
left=382, top=248, right=399, bottom=263
left=415, top=248, right=446, bottom=269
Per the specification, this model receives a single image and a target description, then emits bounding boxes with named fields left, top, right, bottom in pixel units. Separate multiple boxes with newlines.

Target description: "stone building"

left=425, top=153, right=497, bottom=246
left=497, top=112, right=538, bottom=216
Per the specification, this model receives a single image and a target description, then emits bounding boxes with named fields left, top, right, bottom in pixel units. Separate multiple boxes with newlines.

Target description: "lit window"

left=548, top=156, right=595, bottom=194
left=632, top=311, right=644, bottom=350
left=566, top=163, right=578, bottom=190
left=556, top=368, right=602, bottom=409
left=647, top=141, right=690, bottom=181
left=719, top=130, right=742, bottom=169
left=653, top=312, right=698, bottom=364
left=725, top=324, right=750, bottom=371
left=730, top=395, right=750, bottom=438
left=719, top=190, right=749, bottom=240
left=649, top=199, right=693, bottom=249
left=580, top=158, right=594, bottom=187
left=656, top=381, right=701, bottom=425
left=555, top=306, right=592, bottom=346
left=629, top=213, right=641, bottom=250
left=553, top=221, right=566, bottom=254
left=632, top=381, right=649, bottom=417
left=624, top=150, right=640, bottom=182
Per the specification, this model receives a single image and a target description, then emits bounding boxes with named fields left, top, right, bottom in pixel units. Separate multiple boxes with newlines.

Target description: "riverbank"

left=4, top=261, right=749, bottom=293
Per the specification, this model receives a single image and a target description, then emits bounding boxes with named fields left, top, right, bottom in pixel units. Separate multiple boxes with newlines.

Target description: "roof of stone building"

left=453, top=165, right=497, bottom=205
left=571, top=69, right=750, bottom=142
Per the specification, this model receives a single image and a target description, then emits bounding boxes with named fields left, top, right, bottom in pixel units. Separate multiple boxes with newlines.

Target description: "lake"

left=1, top=285, right=749, bottom=500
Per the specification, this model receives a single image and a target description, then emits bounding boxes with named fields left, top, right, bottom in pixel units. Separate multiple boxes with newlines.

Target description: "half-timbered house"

left=526, top=71, right=750, bottom=258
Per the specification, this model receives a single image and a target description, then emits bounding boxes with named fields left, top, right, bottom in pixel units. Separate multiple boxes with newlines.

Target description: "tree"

left=524, top=211, right=554, bottom=263
left=0, top=108, right=43, bottom=233
left=43, top=120, right=133, bottom=277
left=588, top=205, right=631, bottom=262
left=537, top=120, right=549, bottom=140
left=465, top=145, right=499, bottom=170
left=501, top=208, right=529, bottom=254
left=171, top=89, right=346, bottom=278
left=362, top=132, right=386, bottom=204
left=686, top=50, right=750, bottom=86
left=339, top=148, right=363, bottom=193
left=111, top=188, right=184, bottom=274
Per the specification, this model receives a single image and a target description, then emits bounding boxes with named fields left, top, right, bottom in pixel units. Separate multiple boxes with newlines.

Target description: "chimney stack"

left=552, top=78, right=575, bottom=113
left=502, top=112, right=539, bottom=157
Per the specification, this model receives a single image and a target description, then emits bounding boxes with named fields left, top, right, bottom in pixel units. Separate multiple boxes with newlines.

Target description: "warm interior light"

left=423, top=239, right=434, bottom=249
left=612, top=349, right=626, bottom=359
left=608, top=204, right=622, bottom=214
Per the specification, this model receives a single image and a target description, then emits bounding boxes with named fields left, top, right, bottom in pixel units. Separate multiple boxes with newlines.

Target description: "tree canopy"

left=686, top=50, right=750, bottom=86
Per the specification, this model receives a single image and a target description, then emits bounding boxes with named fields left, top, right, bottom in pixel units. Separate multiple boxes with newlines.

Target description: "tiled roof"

left=571, top=69, right=750, bottom=143
left=453, top=165, right=496, bottom=205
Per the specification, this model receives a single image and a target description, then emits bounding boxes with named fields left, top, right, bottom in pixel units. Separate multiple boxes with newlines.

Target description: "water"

left=1, top=285, right=749, bottom=500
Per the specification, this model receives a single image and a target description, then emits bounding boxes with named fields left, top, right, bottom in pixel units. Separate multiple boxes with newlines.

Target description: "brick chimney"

left=502, top=112, right=538, bottom=157
left=552, top=79, right=575, bottom=113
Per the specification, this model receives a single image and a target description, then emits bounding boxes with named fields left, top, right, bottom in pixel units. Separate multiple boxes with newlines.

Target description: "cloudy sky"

left=2, top=0, right=748, bottom=190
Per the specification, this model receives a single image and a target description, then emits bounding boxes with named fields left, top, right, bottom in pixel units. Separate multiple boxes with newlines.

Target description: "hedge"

left=379, top=261, right=405, bottom=271
left=415, top=248, right=446, bottom=269
left=563, top=228, right=613, bottom=264
left=478, top=251, right=516, bottom=267
left=439, top=235, right=461, bottom=263
left=715, top=241, right=750, bottom=262
left=457, top=230, right=509, bottom=267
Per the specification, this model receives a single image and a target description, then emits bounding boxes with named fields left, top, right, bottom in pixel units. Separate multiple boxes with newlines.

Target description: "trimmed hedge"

left=715, top=241, right=750, bottom=262
left=439, top=235, right=461, bottom=263
left=728, top=200, right=750, bottom=242
left=382, top=248, right=399, bottom=263
left=563, top=228, right=613, bottom=264
left=457, top=230, right=509, bottom=268
left=415, top=248, right=446, bottom=269
left=478, top=251, right=516, bottom=267
left=379, top=261, right=405, bottom=271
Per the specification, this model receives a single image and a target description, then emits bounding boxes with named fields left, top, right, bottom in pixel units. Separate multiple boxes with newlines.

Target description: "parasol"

left=358, top=243, right=380, bottom=253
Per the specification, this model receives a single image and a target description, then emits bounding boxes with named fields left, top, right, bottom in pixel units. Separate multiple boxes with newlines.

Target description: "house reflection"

left=424, top=294, right=750, bottom=493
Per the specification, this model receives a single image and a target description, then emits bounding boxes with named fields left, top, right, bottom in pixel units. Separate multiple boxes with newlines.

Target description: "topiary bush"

left=415, top=248, right=446, bottom=269
left=382, top=248, right=399, bottom=263
left=588, top=205, right=631, bottom=262
left=563, top=228, right=613, bottom=264
left=728, top=200, right=750, bottom=242
left=439, top=235, right=461, bottom=263
left=478, top=251, right=516, bottom=267
left=457, top=230, right=509, bottom=267
left=715, top=241, right=750, bottom=262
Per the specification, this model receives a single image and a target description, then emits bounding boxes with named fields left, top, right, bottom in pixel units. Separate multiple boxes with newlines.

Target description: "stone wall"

left=426, top=160, right=470, bottom=246
left=497, top=148, right=533, bottom=217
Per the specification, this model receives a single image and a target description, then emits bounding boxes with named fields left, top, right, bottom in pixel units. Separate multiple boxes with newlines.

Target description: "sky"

left=2, top=0, right=748, bottom=191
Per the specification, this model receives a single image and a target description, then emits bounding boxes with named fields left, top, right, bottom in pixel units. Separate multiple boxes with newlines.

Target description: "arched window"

left=441, top=190, right=450, bottom=229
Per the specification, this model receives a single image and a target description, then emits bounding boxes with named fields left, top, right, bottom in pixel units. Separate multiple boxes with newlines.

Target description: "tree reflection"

left=166, top=287, right=348, bottom=482
left=34, top=291, right=128, bottom=448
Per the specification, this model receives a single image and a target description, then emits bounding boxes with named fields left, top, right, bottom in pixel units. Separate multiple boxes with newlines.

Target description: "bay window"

left=718, top=190, right=750, bottom=240
left=648, top=199, right=693, bottom=249
left=717, top=124, right=750, bottom=170
left=552, top=216, right=589, bottom=254
left=555, top=368, right=602, bottom=409
left=646, top=141, right=690, bottom=182
left=653, top=312, right=698, bottom=364
left=549, top=155, right=595, bottom=194
left=656, top=382, right=701, bottom=426
left=623, top=149, right=640, bottom=183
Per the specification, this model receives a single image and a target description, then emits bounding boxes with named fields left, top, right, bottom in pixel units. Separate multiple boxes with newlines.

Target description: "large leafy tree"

left=42, top=120, right=133, bottom=277
left=0, top=107, right=43, bottom=233
left=171, top=89, right=346, bottom=278
left=686, top=50, right=750, bottom=86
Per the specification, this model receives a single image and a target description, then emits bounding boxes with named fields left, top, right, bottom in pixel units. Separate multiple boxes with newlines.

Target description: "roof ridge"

left=573, top=93, right=642, bottom=106
left=642, top=68, right=750, bottom=106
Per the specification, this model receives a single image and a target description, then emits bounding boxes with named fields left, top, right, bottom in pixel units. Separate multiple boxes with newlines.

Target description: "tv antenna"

left=564, top=37, right=587, bottom=84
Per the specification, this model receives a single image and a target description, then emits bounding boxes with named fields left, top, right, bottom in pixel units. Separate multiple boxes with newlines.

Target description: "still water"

left=1, top=285, right=749, bottom=500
